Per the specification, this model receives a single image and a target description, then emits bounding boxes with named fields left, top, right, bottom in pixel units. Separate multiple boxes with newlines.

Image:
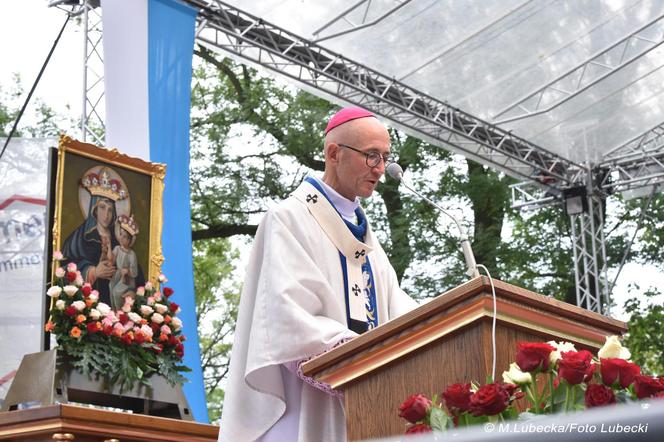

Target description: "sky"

left=0, top=1, right=84, bottom=129
left=1, top=0, right=662, bottom=322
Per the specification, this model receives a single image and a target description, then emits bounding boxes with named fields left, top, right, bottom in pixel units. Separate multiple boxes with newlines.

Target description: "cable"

left=0, top=14, right=70, bottom=162
left=476, top=264, right=497, bottom=382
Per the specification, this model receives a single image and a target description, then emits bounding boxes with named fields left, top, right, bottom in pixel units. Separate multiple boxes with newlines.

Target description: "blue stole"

left=304, top=177, right=379, bottom=334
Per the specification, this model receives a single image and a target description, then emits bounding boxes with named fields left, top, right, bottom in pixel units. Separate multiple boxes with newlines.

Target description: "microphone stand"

left=387, top=164, right=480, bottom=279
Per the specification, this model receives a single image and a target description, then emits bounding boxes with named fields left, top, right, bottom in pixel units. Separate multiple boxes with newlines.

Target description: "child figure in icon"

left=109, top=214, right=139, bottom=310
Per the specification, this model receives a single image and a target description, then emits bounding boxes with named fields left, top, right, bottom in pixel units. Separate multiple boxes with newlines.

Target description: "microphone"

left=386, top=163, right=480, bottom=279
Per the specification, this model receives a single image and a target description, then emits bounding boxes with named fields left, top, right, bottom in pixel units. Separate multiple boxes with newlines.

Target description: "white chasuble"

left=219, top=179, right=418, bottom=442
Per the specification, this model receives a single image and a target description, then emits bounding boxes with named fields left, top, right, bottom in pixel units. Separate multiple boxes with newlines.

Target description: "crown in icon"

left=117, top=214, right=139, bottom=236
left=81, top=167, right=127, bottom=201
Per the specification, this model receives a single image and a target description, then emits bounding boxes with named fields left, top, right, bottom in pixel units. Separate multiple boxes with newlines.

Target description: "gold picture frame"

left=51, top=134, right=166, bottom=309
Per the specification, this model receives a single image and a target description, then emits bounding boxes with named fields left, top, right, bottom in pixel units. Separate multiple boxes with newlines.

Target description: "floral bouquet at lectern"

left=45, top=251, right=190, bottom=391
left=398, top=337, right=664, bottom=434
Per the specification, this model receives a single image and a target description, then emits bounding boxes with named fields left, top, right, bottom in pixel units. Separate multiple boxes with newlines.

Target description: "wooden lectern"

left=302, top=277, right=627, bottom=441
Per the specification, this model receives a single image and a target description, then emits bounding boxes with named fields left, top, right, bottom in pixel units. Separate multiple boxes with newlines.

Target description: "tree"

left=186, top=44, right=664, bottom=418
left=623, top=288, right=664, bottom=375
left=193, top=238, right=240, bottom=422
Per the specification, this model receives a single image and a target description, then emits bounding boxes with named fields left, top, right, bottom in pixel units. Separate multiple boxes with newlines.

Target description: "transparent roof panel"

left=226, top=0, right=664, bottom=165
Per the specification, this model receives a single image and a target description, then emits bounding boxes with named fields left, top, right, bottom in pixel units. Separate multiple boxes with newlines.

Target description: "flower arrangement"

left=45, top=251, right=190, bottom=391
left=398, top=336, right=664, bottom=434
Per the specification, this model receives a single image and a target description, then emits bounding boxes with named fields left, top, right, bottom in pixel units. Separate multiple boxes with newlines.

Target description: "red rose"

left=585, top=383, right=616, bottom=408
left=102, top=325, right=113, bottom=336
left=469, top=383, right=511, bottom=416
left=398, top=394, right=431, bottom=423
left=516, top=342, right=556, bottom=372
left=121, top=332, right=134, bottom=345
left=81, top=285, right=92, bottom=297
left=442, top=383, right=472, bottom=415
left=634, top=375, right=664, bottom=399
left=86, top=322, right=100, bottom=334
left=163, top=287, right=174, bottom=297
left=405, top=423, right=432, bottom=434
left=135, top=332, right=146, bottom=344
left=169, top=302, right=179, bottom=313
left=150, top=322, right=160, bottom=332
left=64, top=306, right=77, bottom=317
left=175, top=343, right=184, bottom=357
left=179, top=335, right=186, bottom=342
left=118, top=312, right=128, bottom=324
left=168, top=335, right=179, bottom=346
left=66, top=271, right=77, bottom=283
left=600, top=358, right=640, bottom=389
left=557, top=350, right=593, bottom=385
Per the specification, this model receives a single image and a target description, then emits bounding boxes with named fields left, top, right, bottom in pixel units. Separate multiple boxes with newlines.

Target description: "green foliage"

left=192, top=237, right=240, bottom=423
left=0, top=75, right=74, bottom=138
left=623, top=287, right=664, bottom=374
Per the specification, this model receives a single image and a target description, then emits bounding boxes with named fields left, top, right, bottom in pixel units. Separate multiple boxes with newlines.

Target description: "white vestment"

left=219, top=179, right=418, bottom=442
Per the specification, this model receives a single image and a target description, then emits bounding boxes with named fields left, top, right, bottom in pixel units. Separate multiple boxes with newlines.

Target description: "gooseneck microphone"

left=386, top=162, right=480, bottom=279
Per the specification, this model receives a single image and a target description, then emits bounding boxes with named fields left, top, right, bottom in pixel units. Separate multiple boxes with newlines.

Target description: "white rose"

left=71, top=300, right=86, bottom=311
left=158, top=273, right=168, bottom=283
left=547, top=341, right=577, bottom=365
left=63, top=285, right=78, bottom=297
left=140, top=305, right=154, bottom=316
left=96, top=302, right=111, bottom=316
left=66, top=262, right=77, bottom=272
left=53, top=250, right=64, bottom=261
left=89, top=309, right=101, bottom=320
left=140, top=324, right=153, bottom=338
left=136, top=286, right=145, bottom=296
left=171, top=317, right=183, bottom=331
left=55, top=267, right=65, bottom=278
left=147, top=296, right=155, bottom=306
left=151, top=313, right=164, bottom=324
left=145, top=281, right=154, bottom=291
left=154, top=303, right=168, bottom=315
left=47, top=286, right=63, bottom=298
left=55, top=299, right=66, bottom=310
left=598, top=335, right=631, bottom=360
left=502, top=362, right=532, bottom=385
left=74, top=274, right=84, bottom=286
left=128, top=312, right=142, bottom=323
left=88, top=292, right=99, bottom=303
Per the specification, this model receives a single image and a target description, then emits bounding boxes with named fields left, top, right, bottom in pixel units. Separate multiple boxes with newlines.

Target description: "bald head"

left=321, top=116, right=391, bottom=200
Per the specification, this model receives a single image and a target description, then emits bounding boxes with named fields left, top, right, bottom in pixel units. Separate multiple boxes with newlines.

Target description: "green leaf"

left=429, top=406, right=451, bottom=432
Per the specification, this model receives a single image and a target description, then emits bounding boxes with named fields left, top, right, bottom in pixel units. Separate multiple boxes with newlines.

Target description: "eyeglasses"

left=338, top=143, right=394, bottom=168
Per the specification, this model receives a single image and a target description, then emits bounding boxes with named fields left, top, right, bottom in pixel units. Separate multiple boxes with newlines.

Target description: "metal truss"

left=187, top=0, right=586, bottom=187
left=80, top=0, right=105, bottom=144
left=570, top=195, right=610, bottom=315
left=312, top=0, right=413, bottom=43
left=48, top=1, right=105, bottom=144
left=493, top=13, right=664, bottom=124
left=510, top=181, right=560, bottom=211
left=599, top=120, right=664, bottom=193
left=603, top=120, right=664, bottom=162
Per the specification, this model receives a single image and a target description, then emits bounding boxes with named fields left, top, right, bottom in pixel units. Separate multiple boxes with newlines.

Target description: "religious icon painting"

left=49, top=135, right=166, bottom=311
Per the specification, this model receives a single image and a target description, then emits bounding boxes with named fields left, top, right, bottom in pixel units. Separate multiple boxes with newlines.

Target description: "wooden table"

left=0, top=404, right=219, bottom=441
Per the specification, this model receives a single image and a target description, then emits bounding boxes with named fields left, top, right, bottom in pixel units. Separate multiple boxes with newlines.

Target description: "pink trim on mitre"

left=284, top=337, right=354, bottom=398
left=324, top=107, right=375, bottom=134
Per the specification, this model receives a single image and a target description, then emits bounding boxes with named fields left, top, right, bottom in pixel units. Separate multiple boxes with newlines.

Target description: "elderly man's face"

left=331, top=118, right=391, bottom=200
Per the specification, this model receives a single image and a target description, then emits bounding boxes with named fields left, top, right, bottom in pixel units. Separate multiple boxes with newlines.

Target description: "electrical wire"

left=476, top=264, right=497, bottom=382
left=0, top=13, right=70, bottom=162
